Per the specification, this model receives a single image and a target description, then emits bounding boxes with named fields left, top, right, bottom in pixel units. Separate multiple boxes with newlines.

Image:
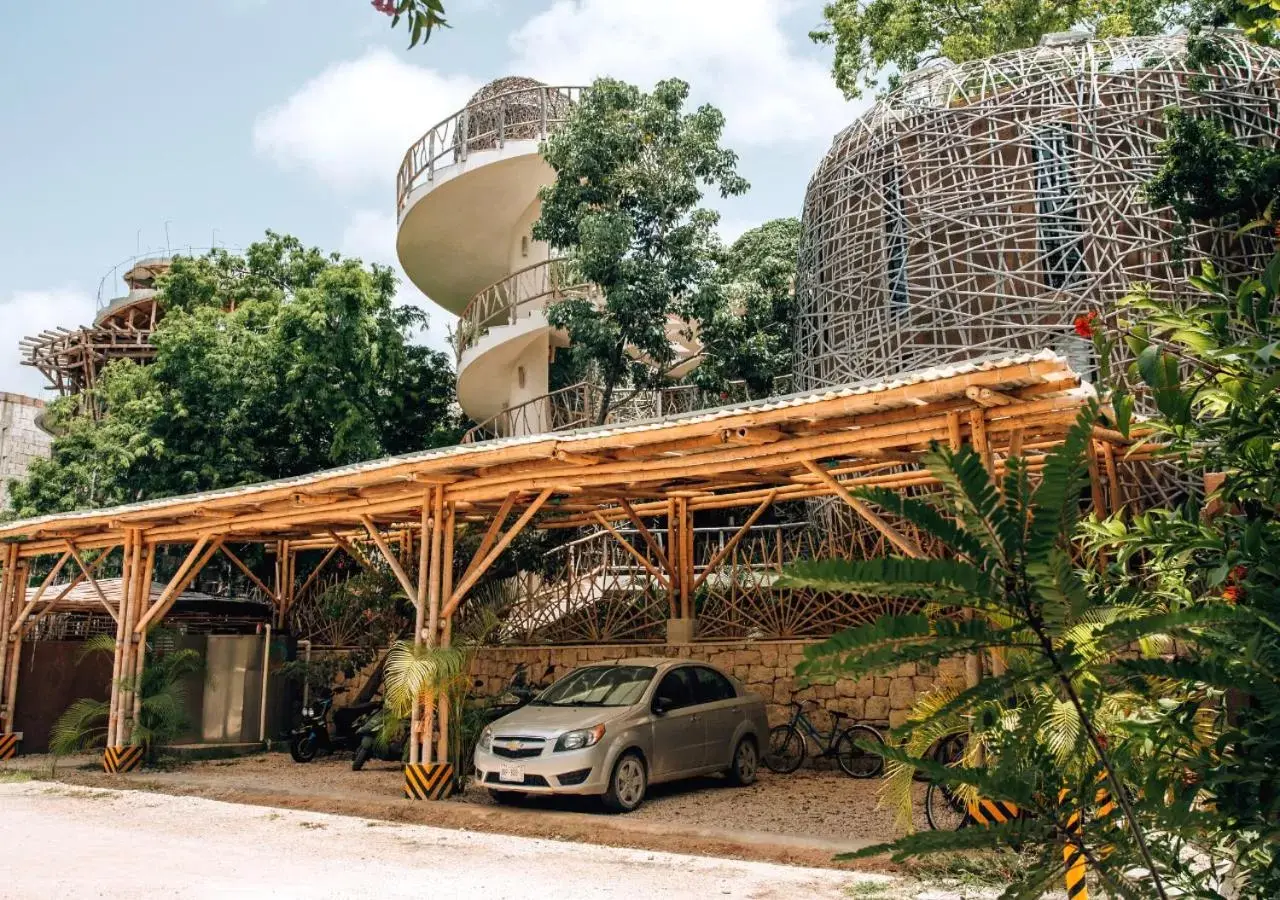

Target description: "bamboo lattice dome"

left=453, top=76, right=574, bottom=153
left=794, top=33, right=1280, bottom=390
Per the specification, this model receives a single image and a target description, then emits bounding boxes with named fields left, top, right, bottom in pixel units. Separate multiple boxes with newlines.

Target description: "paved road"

left=0, top=782, right=885, bottom=899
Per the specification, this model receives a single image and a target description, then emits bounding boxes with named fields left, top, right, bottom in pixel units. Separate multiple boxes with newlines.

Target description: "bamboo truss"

left=0, top=352, right=1151, bottom=759
left=795, top=34, right=1280, bottom=392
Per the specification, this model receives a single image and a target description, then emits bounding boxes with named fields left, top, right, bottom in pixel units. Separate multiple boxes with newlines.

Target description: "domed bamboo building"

left=794, top=32, right=1280, bottom=390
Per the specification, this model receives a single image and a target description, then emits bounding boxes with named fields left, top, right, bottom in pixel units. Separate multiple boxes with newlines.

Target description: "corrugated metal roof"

left=0, top=350, right=1081, bottom=537
left=25, top=577, right=220, bottom=609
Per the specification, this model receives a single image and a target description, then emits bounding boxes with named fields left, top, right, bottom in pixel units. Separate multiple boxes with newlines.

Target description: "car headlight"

left=479, top=726, right=493, bottom=752
left=555, top=723, right=606, bottom=752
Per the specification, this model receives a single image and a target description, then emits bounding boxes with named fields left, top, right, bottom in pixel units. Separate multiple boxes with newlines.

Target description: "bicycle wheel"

left=925, top=781, right=968, bottom=831
left=764, top=724, right=805, bottom=774
left=835, top=724, right=885, bottom=778
left=913, top=732, right=967, bottom=782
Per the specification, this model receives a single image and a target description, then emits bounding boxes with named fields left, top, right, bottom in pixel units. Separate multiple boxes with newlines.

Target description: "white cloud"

left=340, top=209, right=455, bottom=356
left=507, top=0, right=857, bottom=147
left=253, top=49, right=480, bottom=191
left=0, top=287, right=96, bottom=397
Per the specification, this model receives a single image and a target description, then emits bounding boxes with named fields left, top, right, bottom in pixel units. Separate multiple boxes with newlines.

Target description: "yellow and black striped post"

left=404, top=762, right=456, bottom=800
left=965, top=797, right=1020, bottom=826
left=1061, top=794, right=1088, bottom=900
left=0, top=732, right=21, bottom=760
left=102, top=745, right=144, bottom=774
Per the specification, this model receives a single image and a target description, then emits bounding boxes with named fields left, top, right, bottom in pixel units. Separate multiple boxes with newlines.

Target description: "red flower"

left=371, top=0, right=397, bottom=15
left=1230, top=566, right=1248, bottom=583
left=1073, top=310, right=1100, bottom=339
left=1223, top=585, right=1244, bottom=604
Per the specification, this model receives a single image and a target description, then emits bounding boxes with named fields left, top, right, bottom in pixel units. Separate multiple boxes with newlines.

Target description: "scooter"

left=351, top=706, right=408, bottom=771
left=289, top=687, right=380, bottom=763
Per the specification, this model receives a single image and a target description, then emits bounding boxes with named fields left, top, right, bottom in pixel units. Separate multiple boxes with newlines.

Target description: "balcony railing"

left=454, top=259, right=597, bottom=361
left=396, top=84, right=587, bottom=214
left=461, top=375, right=794, bottom=444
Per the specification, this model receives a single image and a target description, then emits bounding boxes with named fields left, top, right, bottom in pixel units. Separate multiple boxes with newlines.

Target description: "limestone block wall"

left=0, top=393, right=51, bottom=511
left=471, top=641, right=971, bottom=729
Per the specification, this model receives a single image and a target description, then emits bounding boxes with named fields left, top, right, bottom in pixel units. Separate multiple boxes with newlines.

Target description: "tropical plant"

left=533, top=77, right=749, bottom=424
left=1075, top=257, right=1280, bottom=896
left=372, top=0, right=448, bottom=47
left=49, top=632, right=204, bottom=766
left=774, top=405, right=1251, bottom=898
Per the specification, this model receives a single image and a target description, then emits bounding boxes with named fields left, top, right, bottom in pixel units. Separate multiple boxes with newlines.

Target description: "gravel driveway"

left=1, top=780, right=886, bottom=899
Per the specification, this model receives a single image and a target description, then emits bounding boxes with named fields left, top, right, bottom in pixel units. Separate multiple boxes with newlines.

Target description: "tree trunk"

left=594, top=343, right=626, bottom=426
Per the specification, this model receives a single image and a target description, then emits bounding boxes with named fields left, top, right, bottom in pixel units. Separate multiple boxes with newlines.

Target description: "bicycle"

left=763, top=699, right=885, bottom=778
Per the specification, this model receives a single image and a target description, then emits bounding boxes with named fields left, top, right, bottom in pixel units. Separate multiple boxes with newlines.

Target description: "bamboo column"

left=957, top=413, right=984, bottom=692
left=0, top=543, right=18, bottom=734
left=129, top=543, right=158, bottom=739
left=436, top=500, right=456, bottom=766
left=410, top=489, right=434, bottom=766
left=421, top=487, right=446, bottom=766
left=108, top=533, right=139, bottom=747
left=116, top=530, right=145, bottom=746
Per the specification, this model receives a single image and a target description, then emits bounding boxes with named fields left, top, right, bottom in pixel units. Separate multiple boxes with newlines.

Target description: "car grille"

left=491, top=736, right=546, bottom=759
left=484, top=772, right=549, bottom=787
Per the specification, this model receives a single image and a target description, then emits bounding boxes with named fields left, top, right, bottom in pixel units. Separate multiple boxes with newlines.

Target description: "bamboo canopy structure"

left=0, top=351, right=1139, bottom=765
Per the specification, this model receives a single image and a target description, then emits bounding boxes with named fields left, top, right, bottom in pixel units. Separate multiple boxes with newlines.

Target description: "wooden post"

left=108, top=533, right=139, bottom=747
left=665, top=498, right=679, bottom=619
left=117, top=531, right=145, bottom=746
left=410, top=490, right=433, bottom=766
left=436, top=500, right=456, bottom=766
left=130, top=543, right=157, bottom=737
left=0, top=543, right=17, bottom=734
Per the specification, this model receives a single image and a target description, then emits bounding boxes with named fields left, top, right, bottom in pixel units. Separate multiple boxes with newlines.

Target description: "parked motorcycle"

left=478, top=663, right=554, bottom=724
left=289, top=687, right=380, bottom=763
left=352, top=705, right=408, bottom=771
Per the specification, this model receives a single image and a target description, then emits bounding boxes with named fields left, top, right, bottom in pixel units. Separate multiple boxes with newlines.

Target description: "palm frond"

left=382, top=640, right=470, bottom=718
left=779, top=557, right=993, bottom=600
left=49, top=698, right=110, bottom=757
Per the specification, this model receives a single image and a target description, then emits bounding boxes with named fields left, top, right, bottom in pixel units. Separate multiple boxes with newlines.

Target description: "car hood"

left=489, top=703, right=634, bottom=736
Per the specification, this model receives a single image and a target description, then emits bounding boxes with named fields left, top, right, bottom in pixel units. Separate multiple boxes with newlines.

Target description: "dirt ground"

left=2, top=750, right=1017, bottom=897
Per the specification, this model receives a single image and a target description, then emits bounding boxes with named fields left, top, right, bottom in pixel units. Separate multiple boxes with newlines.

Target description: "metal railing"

left=396, top=84, right=587, bottom=214
left=461, top=375, right=794, bottom=444
left=454, top=259, right=598, bottom=361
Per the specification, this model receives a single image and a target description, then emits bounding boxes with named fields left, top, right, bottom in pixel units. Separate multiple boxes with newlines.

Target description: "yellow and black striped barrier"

left=0, top=732, right=21, bottom=760
left=404, top=762, right=455, bottom=800
left=1061, top=789, right=1088, bottom=900
left=965, top=797, right=1020, bottom=825
left=102, top=745, right=144, bottom=774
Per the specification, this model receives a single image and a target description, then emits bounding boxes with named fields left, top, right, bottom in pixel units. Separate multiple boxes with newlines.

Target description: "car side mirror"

left=652, top=696, right=673, bottom=716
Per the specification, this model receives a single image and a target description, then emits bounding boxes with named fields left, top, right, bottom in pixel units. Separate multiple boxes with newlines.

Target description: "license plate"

left=498, top=764, right=525, bottom=783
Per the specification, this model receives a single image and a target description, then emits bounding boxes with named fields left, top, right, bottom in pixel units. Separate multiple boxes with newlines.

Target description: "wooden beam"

left=801, top=460, right=924, bottom=558
left=591, top=512, right=669, bottom=589
left=965, top=386, right=1015, bottom=407
left=66, top=544, right=118, bottom=622
left=5, top=549, right=72, bottom=636
left=693, top=491, right=777, bottom=591
left=293, top=546, right=339, bottom=605
left=220, top=544, right=275, bottom=601
left=134, top=536, right=224, bottom=634
left=443, top=488, right=553, bottom=618
left=618, top=498, right=672, bottom=574
left=458, top=492, right=517, bottom=586
left=360, top=516, right=419, bottom=604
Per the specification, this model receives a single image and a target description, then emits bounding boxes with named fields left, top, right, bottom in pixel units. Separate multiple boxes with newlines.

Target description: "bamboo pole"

left=108, top=532, right=138, bottom=747
left=130, top=543, right=157, bottom=738
left=458, top=492, right=516, bottom=587
left=0, top=543, right=17, bottom=733
left=410, top=490, right=432, bottom=766
left=294, top=546, right=339, bottom=610
left=693, top=491, right=777, bottom=591
left=436, top=501, right=456, bottom=767
left=359, top=517, right=419, bottom=604
left=590, top=512, right=669, bottom=589
left=135, top=536, right=223, bottom=635
left=665, top=498, right=679, bottom=619
left=442, top=488, right=553, bottom=619
left=801, top=460, right=925, bottom=558
left=1102, top=441, right=1124, bottom=514
left=618, top=499, right=672, bottom=574
left=222, top=544, right=275, bottom=603
left=117, top=532, right=145, bottom=745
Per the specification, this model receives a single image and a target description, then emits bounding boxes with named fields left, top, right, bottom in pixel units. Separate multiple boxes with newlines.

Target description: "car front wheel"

left=727, top=737, right=758, bottom=786
left=602, top=751, right=647, bottom=812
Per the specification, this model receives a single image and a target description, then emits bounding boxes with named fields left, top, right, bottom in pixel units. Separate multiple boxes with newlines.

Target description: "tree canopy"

left=690, top=217, right=800, bottom=396
left=6, top=233, right=460, bottom=518
left=533, top=77, right=749, bottom=423
left=811, top=0, right=1210, bottom=98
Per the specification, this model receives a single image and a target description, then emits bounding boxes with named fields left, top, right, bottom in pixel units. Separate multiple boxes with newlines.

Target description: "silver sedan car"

left=474, top=658, right=769, bottom=811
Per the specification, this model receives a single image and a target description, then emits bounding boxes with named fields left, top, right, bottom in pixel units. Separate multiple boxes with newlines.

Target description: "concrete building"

left=0, top=393, right=52, bottom=511
left=396, top=77, right=702, bottom=442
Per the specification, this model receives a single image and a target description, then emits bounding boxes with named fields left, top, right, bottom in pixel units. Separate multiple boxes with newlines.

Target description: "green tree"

left=691, top=218, right=800, bottom=397
left=533, top=77, right=749, bottom=424
left=812, top=0, right=1176, bottom=98
left=7, top=234, right=461, bottom=518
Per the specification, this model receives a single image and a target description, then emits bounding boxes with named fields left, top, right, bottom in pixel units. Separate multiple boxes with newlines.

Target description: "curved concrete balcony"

left=394, top=84, right=586, bottom=312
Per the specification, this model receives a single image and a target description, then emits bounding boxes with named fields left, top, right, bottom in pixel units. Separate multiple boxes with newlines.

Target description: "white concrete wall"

left=508, top=197, right=550, bottom=273
left=0, top=393, right=52, bottom=511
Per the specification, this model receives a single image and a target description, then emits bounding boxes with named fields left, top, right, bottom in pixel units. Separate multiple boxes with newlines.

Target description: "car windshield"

left=532, top=665, right=656, bottom=707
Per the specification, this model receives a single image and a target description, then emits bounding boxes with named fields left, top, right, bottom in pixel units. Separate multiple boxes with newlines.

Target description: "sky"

left=0, top=0, right=868, bottom=397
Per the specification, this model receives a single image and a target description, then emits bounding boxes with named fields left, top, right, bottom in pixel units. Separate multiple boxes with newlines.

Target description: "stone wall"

left=471, top=641, right=970, bottom=728
left=0, top=393, right=51, bottom=511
